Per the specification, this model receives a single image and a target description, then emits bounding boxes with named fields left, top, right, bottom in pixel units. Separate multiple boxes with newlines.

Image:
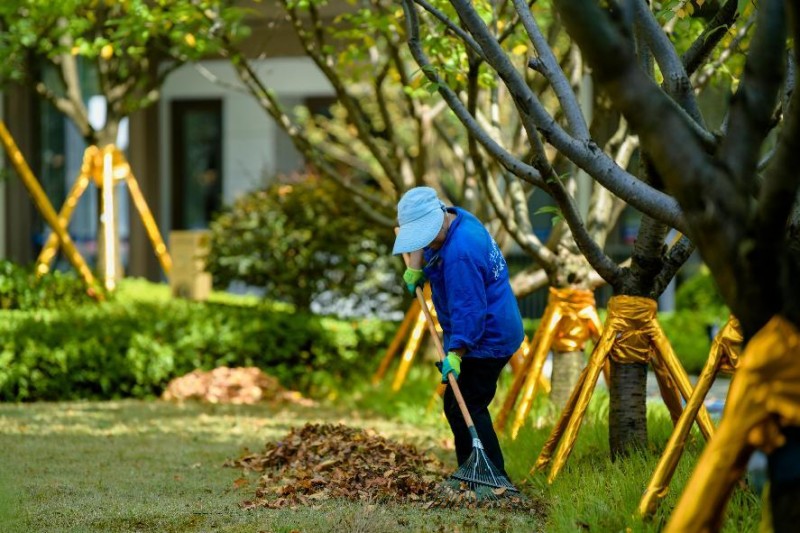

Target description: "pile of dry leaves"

left=161, top=366, right=312, bottom=406
left=225, top=423, right=542, bottom=514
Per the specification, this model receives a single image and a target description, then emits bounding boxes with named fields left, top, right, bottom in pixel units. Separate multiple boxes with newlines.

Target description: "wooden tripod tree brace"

left=665, top=315, right=800, bottom=533
left=35, top=144, right=172, bottom=284
left=495, top=286, right=603, bottom=439
left=532, top=295, right=715, bottom=483
left=638, top=316, right=742, bottom=518
left=0, top=120, right=100, bottom=295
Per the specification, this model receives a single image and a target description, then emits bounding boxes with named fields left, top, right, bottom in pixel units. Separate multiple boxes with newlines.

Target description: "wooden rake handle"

left=413, top=286, right=476, bottom=429
left=398, top=235, right=476, bottom=430
left=394, top=224, right=477, bottom=428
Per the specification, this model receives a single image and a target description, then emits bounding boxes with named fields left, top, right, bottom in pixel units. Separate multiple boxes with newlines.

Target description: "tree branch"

left=513, top=0, right=590, bottom=140
left=229, top=51, right=393, bottom=217
left=634, top=0, right=706, bottom=127
left=654, top=233, right=695, bottom=294
left=282, top=0, right=404, bottom=188
left=692, top=14, right=756, bottom=92
left=401, top=0, right=546, bottom=186
left=412, top=0, right=485, bottom=59
left=439, top=0, right=690, bottom=234
left=755, top=36, right=800, bottom=257
left=718, top=0, right=787, bottom=195
left=681, top=0, right=739, bottom=76
left=554, top=0, right=743, bottom=306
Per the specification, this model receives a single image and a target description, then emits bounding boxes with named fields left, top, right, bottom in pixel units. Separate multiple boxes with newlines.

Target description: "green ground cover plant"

left=0, top=375, right=760, bottom=532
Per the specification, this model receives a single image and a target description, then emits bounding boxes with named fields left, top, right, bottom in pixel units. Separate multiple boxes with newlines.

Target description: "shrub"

left=661, top=268, right=730, bottom=373
left=658, top=309, right=728, bottom=374
left=0, top=260, right=93, bottom=310
left=675, top=267, right=727, bottom=312
left=0, top=296, right=395, bottom=402
left=206, top=174, right=403, bottom=317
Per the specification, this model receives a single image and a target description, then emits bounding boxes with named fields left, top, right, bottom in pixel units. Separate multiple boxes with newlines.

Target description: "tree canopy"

left=0, top=0, right=249, bottom=145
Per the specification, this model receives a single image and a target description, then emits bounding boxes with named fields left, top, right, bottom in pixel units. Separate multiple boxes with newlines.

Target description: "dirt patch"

left=161, top=366, right=312, bottom=406
left=225, top=423, right=544, bottom=514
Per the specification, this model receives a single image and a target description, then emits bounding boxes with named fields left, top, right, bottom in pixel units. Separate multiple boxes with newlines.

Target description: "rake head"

left=445, top=433, right=520, bottom=501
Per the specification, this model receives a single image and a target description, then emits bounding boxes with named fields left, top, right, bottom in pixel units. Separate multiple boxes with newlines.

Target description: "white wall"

left=158, top=57, right=334, bottom=233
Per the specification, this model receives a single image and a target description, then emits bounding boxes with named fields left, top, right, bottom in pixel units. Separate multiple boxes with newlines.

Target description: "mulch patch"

left=161, top=366, right=313, bottom=406
left=225, top=423, right=545, bottom=514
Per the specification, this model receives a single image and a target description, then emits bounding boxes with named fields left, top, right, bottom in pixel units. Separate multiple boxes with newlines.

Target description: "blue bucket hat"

left=392, top=187, right=446, bottom=255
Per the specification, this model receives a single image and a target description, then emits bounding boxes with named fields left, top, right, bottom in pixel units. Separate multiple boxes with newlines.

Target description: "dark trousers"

left=443, top=355, right=511, bottom=477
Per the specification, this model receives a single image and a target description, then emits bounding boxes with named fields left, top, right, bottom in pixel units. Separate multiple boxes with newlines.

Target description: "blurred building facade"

left=0, top=1, right=344, bottom=281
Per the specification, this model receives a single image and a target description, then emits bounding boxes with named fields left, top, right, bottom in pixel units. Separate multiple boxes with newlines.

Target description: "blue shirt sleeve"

left=444, top=255, right=487, bottom=353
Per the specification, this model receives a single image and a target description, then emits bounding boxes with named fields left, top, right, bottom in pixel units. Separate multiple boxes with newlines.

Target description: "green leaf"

left=737, top=0, right=749, bottom=15
left=534, top=205, right=560, bottom=216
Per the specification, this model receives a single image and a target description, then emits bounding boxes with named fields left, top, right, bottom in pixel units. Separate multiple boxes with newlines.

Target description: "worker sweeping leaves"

left=393, top=186, right=524, bottom=483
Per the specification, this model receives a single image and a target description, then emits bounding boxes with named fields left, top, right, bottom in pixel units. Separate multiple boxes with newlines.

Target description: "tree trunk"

left=550, top=349, right=584, bottom=409
left=548, top=245, right=595, bottom=411
left=609, top=361, right=648, bottom=460
left=769, top=427, right=800, bottom=532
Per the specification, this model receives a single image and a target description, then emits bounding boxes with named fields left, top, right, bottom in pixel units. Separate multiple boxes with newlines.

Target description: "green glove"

left=402, top=267, right=426, bottom=294
left=438, top=352, right=462, bottom=383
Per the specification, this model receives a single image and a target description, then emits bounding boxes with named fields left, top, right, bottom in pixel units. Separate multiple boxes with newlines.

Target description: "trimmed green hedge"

left=0, top=269, right=729, bottom=401
left=0, top=296, right=393, bottom=402
left=0, top=260, right=94, bottom=310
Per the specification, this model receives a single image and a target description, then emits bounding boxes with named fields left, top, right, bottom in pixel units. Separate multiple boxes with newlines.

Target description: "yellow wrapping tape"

left=639, top=317, right=743, bottom=517
left=606, top=296, right=715, bottom=438
left=666, top=315, right=800, bottom=533
left=717, top=316, right=743, bottom=375
left=550, top=287, right=602, bottom=353
left=534, top=295, right=714, bottom=482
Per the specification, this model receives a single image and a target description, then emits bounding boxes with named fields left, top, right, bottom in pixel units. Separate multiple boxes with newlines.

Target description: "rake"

left=411, top=284, right=520, bottom=500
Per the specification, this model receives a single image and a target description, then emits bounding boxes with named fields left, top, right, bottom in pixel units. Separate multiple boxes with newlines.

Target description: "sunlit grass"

left=0, top=364, right=762, bottom=532
left=0, top=399, right=541, bottom=532
left=323, top=356, right=762, bottom=532
left=112, top=277, right=293, bottom=311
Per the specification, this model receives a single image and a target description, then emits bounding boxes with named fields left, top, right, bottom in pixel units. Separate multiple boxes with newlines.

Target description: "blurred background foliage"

left=206, top=173, right=404, bottom=318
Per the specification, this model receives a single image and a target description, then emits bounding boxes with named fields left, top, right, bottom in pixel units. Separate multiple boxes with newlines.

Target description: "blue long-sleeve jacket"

left=423, top=207, right=524, bottom=358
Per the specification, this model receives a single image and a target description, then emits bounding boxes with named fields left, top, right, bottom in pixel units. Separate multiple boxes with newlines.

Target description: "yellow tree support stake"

left=665, top=316, right=800, bottom=533
left=638, top=316, right=742, bottom=518
left=532, top=295, right=715, bottom=483
left=35, top=147, right=96, bottom=275
left=372, top=298, right=422, bottom=384
left=382, top=285, right=442, bottom=391
left=391, top=305, right=429, bottom=391
left=495, top=287, right=603, bottom=439
left=125, top=166, right=172, bottom=276
left=35, top=145, right=172, bottom=281
left=101, top=146, right=118, bottom=290
left=0, top=120, right=100, bottom=295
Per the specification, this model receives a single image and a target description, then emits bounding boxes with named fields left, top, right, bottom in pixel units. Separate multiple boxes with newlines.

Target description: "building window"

left=170, top=99, right=223, bottom=230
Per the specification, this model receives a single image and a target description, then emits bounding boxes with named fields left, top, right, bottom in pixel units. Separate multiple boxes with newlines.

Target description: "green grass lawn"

left=0, top=397, right=539, bottom=532
left=0, top=367, right=761, bottom=532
